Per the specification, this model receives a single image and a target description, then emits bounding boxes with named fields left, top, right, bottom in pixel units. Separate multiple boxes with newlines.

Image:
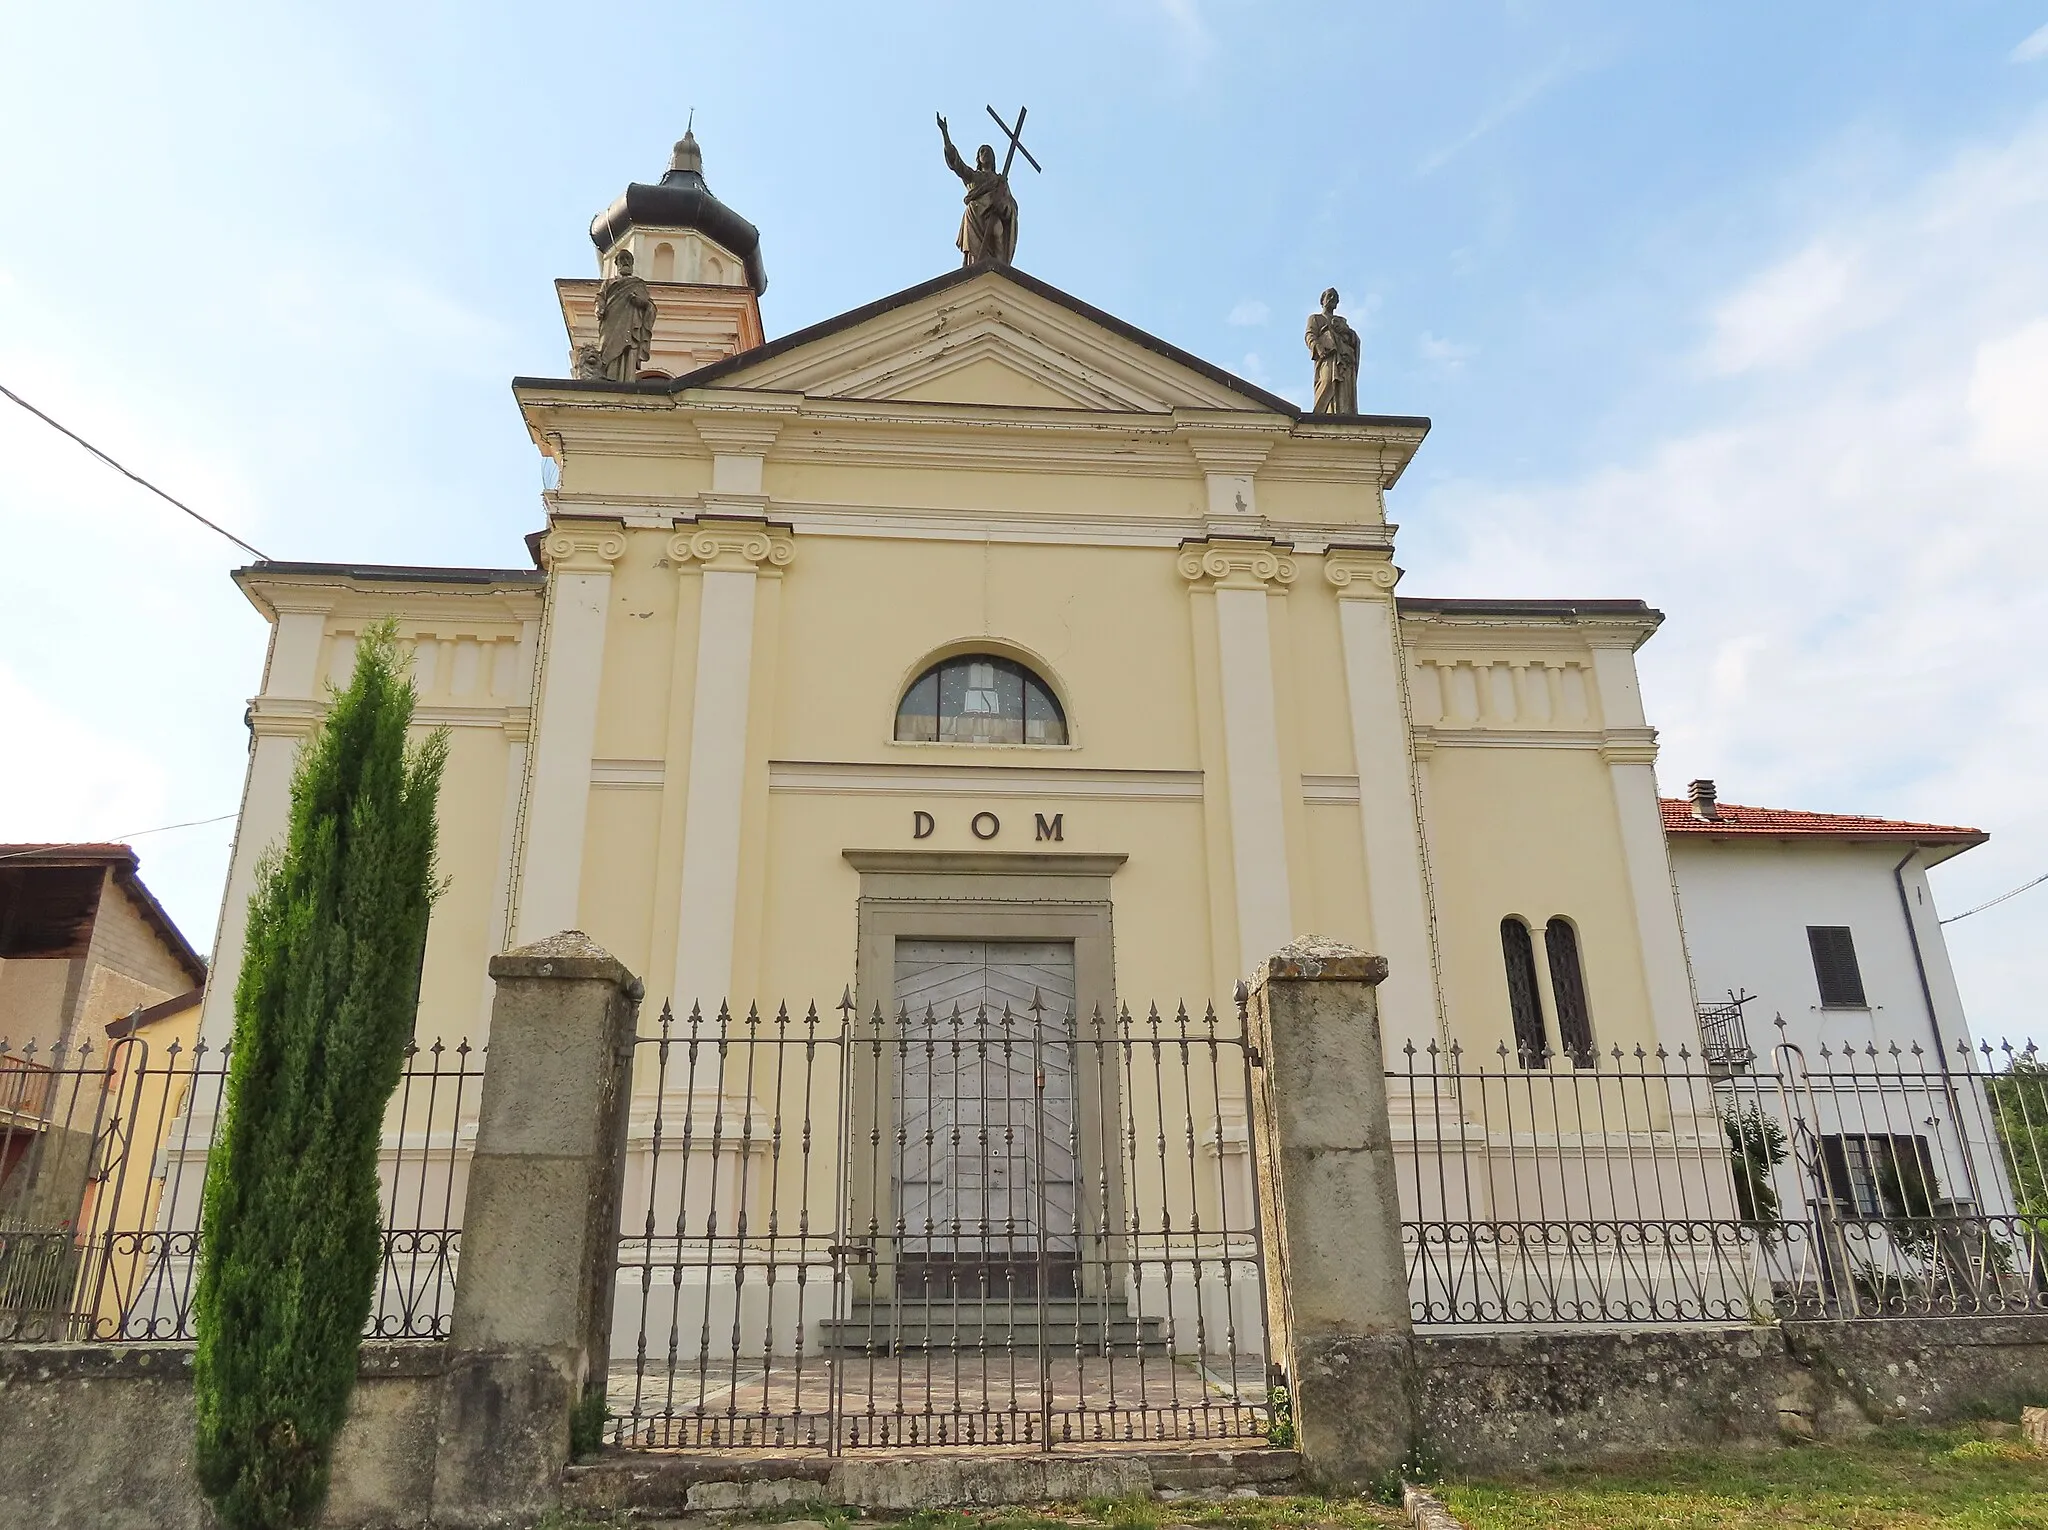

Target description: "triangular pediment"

left=686, top=265, right=1293, bottom=415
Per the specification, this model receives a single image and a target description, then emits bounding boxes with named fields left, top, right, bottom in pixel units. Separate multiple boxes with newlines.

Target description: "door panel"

left=893, top=940, right=1078, bottom=1296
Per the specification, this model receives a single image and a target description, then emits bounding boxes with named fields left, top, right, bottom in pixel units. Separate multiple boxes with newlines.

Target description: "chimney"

left=1688, top=779, right=1720, bottom=821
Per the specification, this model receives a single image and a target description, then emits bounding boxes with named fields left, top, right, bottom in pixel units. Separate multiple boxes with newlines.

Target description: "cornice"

left=542, top=490, right=1392, bottom=555
left=517, top=389, right=1421, bottom=487
left=668, top=519, right=795, bottom=575
left=539, top=525, right=627, bottom=574
left=1411, top=725, right=1605, bottom=752
left=1323, top=547, right=1402, bottom=597
left=1178, top=538, right=1298, bottom=592
left=251, top=696, right=533, bottom=736
left=1599, top=726, right=1660, bottom=765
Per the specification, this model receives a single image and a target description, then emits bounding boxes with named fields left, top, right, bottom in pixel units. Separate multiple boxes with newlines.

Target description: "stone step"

left=818, top=1301, right=1169, bottom=1355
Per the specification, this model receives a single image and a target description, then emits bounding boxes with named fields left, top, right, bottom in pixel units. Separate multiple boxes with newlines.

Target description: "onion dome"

left=588, top=129, right=767, bottom=294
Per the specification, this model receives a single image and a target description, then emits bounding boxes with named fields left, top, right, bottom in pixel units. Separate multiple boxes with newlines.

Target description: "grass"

left=1438, top=1424, right=2048, bottom=1529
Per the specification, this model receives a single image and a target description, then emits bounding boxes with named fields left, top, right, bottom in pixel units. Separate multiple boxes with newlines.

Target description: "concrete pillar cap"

left=1249, top=934, right=1389, bottom=990
left=489, top=930, right=644, bottom=997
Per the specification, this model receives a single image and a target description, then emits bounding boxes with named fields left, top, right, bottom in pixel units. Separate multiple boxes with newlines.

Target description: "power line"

left=0, top=380, right=271, bottom=561
left=0, top=812, right=239, bottom=863
left=1941, top=869, right=2048, bottom=925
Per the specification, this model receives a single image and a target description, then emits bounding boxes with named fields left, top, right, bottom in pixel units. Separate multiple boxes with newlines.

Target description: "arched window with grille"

left=1545, top=917, right=1596, bottom=1066
left=1499, top=916, right=1548, bottom=1066
left=894, top=653, right=1068, bottom=746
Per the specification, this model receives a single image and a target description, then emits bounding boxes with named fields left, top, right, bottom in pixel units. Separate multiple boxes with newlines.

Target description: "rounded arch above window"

left=895, top=653, right=1068, bottom=746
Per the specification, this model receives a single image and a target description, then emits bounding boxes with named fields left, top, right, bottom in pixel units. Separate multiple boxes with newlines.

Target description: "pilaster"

left=1324, top=549, right=1446, bottom=1047
left=1180, top=539, right=1296, bottom=974
left=1586, top=638, right=1699, bottom=1054
left=667, top=520, right=793, bottom=1009
left=513, top=525, right=625, bottom=945
left=1183, top=430, right=1277, bottom=529
left=197, top=596, right=334, bottom=1049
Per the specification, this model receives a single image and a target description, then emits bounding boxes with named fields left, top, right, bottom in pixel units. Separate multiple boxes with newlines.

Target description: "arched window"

left=1500, top=917, right=1548, bottom=1066
left=650, top=242, right=676, bottom=281
left=895, top=654, right=1067, bottom=745
left=1545, top=917, right=1595, bottom=1067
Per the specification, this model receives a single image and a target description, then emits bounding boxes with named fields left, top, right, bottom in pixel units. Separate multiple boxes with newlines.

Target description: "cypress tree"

left=193, top=620, right=448, bottom=1530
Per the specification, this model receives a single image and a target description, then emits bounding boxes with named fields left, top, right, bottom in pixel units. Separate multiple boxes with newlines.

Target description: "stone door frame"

left=841, top=850, right=1128, bottom=1301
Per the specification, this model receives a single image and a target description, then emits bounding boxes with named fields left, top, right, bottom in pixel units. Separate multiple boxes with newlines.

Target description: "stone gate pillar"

left=1245, top=936, right=1413, bottom=1491
left=431, top=931, right=640, bottom=1527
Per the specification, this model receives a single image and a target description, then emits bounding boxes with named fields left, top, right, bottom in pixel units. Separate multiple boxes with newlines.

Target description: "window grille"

left=1499, top=917, right=1547, bottom=1065
left=1544, top=917, right=1595, bottom=1066
left=1807, top=925, right=1868, bottom=1008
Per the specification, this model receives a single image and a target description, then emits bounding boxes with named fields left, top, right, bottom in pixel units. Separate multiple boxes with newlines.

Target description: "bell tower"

left=558, top=128, right=767, bottom=379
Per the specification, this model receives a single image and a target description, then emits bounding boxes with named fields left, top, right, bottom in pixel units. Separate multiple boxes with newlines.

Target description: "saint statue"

left=1305, top=287, right=1361, bottom=415
left=937, top=114, right=1018, bottom=265
left=594, top=248, right=657, bottom=382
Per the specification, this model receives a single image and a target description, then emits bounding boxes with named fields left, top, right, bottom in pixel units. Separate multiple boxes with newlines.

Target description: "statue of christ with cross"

left=937, top=106, right=1039, bottom=266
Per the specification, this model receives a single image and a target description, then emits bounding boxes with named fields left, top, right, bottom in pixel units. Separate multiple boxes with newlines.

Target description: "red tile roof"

left=1660, top=800, right=1987, bottom=847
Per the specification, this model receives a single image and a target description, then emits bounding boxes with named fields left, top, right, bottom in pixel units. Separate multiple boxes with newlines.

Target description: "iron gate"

left=607, top=995, right=1273, bottom=1450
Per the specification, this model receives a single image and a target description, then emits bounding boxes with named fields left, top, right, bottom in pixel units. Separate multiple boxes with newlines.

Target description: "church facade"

left=199, top=133, right=1698, bottom=1074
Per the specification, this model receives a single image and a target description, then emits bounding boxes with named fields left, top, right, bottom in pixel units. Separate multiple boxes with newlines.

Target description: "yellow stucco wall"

left=205, top=268, right=1693, bottom=1076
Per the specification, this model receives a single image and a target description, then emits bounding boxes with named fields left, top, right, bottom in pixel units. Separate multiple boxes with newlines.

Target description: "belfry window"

left=895, top=654, right=1068, bottom=746
left=1500, top=917, right=1548, bottom=1066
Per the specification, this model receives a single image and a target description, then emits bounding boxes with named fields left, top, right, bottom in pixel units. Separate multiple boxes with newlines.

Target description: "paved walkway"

left=605, top=1354, right=1270, bottom=1451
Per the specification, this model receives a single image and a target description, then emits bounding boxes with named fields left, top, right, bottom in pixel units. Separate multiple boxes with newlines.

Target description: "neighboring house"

left=1664, top=780, right=2015, bottom=1252
left=0, top=845, right=207, bottom=1058
left=1664, top=780, right=1986, bottom=1069
left=1, top=847, right=204, bottom=1332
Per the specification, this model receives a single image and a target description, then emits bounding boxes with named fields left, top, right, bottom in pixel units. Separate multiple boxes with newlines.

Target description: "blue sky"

left=3, top=2, right=2045, bottom=1039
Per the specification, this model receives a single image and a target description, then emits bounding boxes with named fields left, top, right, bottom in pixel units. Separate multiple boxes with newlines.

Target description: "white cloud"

left=1418, top=48, right=1600, bottom=177
left=1227, top=299, right=1269, bottom=327
left=1418, top=331, right=1477, bottom=371
left=0, top=666, right=171, bottom=840
left=2012, top=22, right=2048, bottom=62
left=1413, top=110, right=2048, bottom=1044
left=1967, top=315, right=2048, bottom=470
left=1151, top=0, right=1215, bottom=77
left=1704, top=241, right=1865, bottom=374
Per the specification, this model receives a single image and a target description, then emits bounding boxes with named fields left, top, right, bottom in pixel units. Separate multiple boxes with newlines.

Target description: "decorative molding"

left=1301, top=774, right=1362, bottom=805
left=539, top=526, right=627, bottom=574
left=1412, top=726, right=1607, bottom=752
left=591, top=758, right=666, bottom=789
left=1323, top=547, right=1401, bottom=595
left=1599, top=726, right=1660, bottom=765
left=517, top=387, right=1424, bottom=487
left=667, top=519, right=795, bottom=575
left=770, top=760, right=1202, bottom=801
left=1177, top=538, right=1298, bottom=592
left=692, top=418, right=785, bottom=456
left=842, top=849, right=1129, bottom=879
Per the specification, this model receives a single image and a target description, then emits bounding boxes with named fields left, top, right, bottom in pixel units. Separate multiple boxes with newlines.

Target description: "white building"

left=1665, top=777, right=1987, bottom=1069
left=1664, top=778, right=2018, bottom=1251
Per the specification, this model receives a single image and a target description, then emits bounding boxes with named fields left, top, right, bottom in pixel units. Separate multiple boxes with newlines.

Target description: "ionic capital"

left=1177, top=538, right=1297, bottom=592
left=1322, top=547, right=1401, bottom=597
left=668, top=519, right=795, bottom=576
left=540, top=525, right=627, bottom=574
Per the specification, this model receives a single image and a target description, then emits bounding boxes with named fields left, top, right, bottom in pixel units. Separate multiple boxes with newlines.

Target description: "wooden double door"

left=891, top=939, right=1080, bottom=1298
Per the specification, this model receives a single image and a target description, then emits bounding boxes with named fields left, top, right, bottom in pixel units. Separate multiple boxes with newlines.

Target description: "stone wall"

left=1415, top=1314, right=2048, bottom=1474
left=0, top=1343, right=445, bottom=1530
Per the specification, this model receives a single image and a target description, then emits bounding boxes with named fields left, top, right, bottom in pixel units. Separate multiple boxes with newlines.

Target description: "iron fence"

left=1397, top=1022, right=2048, bottom=1325
left=608, top=997, right=1271, bottom=1452
left=0, top=1031, right=480, bottom=1342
